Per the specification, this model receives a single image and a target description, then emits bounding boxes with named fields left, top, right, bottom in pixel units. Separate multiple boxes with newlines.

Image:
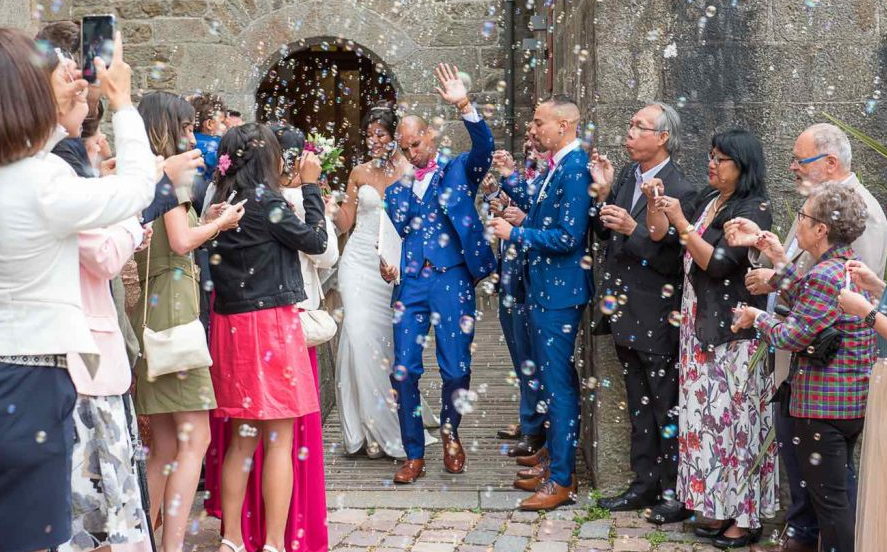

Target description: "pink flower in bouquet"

left=304, top=142, right=321, bottom=154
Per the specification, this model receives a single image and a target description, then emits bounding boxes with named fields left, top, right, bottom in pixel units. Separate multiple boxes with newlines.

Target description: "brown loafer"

left=513, top=470, right=549, bottom=491
left=519, top=476, right=577, bottom=511
left=516, top=461, right=549, bottom=480
left=393, top=459, right=426, bottom=484
left=516, top=447, right=548, bottom=467
left=441, top=431, right=466, bottom=474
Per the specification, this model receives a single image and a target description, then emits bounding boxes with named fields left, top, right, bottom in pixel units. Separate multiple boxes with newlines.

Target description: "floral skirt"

left=59, top=394, right=147, bottom=551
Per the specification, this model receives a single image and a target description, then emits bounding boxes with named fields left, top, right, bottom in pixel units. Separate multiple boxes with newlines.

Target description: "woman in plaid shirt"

left=732, top=182, right=876, bottom=552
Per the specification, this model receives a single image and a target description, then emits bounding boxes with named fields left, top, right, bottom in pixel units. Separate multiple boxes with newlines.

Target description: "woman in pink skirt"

left=205, top=123, right=328, bottom=552
left=205, top=124, right=335, bottom=552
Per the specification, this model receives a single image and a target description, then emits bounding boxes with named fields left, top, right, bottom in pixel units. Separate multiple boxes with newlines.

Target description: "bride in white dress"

left=333, top=106, right=438, bottom=459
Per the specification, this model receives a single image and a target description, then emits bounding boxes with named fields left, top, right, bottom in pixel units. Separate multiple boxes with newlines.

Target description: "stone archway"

left=254, top=37, right=399, bottom=190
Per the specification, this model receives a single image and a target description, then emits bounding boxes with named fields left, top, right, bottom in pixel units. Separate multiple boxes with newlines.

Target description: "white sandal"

left=220, top=538, right=245, bottom=552
left=262, top=546, right=281, bottom=552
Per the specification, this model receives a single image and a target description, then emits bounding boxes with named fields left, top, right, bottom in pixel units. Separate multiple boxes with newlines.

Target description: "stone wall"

left=530, top=0, right=887, bottom=490
left=33, top=0, right=532, bottom=149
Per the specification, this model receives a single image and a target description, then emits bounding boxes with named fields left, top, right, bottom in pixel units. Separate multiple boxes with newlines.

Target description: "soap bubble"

left=599, top=295, right=618, bottom=315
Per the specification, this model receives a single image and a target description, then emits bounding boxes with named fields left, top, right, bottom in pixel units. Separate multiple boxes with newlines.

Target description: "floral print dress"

left=675, top=199, right=778, bottom=529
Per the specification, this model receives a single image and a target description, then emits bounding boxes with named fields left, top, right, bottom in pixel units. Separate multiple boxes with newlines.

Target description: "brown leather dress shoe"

left=393, top=459, right=426, bottom=484
left=441, top=432, right=466, bottom=473
left=516, top=461, right=548, bottom=480
left=519, top=477, right=577, bottom=511
left=516, top=447, right=548, bottom=467
left=513, top=469, right=549, bottom=491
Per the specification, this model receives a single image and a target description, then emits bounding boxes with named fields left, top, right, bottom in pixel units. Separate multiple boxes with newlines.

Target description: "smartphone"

left=81, top=15, right=115, bottom=83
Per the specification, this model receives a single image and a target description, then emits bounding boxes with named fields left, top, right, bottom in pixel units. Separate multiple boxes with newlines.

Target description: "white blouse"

left=0, top=107, right=157, bottom=363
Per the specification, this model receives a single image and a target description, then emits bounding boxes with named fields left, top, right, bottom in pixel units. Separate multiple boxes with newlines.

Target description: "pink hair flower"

left=218, top=153, right=232, bottom=176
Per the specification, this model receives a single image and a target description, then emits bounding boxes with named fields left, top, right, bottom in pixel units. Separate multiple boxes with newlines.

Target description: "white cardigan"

left=281, top=187, right=339, bottom=310
left=0, top=107, right=157, bottom=359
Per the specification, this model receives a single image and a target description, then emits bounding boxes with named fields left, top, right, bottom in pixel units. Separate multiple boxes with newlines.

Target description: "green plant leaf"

left=821, top=112, right=887, bottom=160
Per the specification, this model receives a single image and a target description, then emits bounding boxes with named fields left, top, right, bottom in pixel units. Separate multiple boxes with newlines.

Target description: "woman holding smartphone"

left=130, top=91, right=243, bottom=552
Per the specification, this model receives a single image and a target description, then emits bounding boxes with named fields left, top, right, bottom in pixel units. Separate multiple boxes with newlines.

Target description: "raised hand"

left=724, top=216, right=762, bottom=248
left=492, top=150, right=515, bottom=178
left=95, top=31, right=132, bottom=111
left=589, top=148, right=614, bottom=200
left=434, top=63, right=468, bottom=106
left=51, top=56, right=88, bottom=118
left=653, top=195, right=684, bottom=223
left=164, top=149, right=205, bottom=187
left=846, top=260, right=886, bottom=295
left=754, top=231, right=788, bottom=267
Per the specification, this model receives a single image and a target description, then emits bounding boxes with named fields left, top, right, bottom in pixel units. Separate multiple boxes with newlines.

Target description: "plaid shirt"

left=755, top=244, right=874, bottom=419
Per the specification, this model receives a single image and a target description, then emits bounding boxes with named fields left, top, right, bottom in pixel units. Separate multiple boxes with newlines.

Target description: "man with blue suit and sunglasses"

left=489, top=96, right=593, bottom=510
left=380, top=63, right=496, bottom=485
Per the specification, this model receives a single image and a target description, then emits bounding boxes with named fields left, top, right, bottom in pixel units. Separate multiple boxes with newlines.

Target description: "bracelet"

left=209, top=222, right=220, bottom=240
left=456, top=97, right=471, bottom=112
left=866, top=308, right=879, bottom=328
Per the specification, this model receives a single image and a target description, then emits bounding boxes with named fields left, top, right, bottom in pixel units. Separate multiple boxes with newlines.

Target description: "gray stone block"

left=494, top=535, right=529, bottom=552
left=464, top=529, right=499, bottom=545
left=579, top=519, right=613, bottom=540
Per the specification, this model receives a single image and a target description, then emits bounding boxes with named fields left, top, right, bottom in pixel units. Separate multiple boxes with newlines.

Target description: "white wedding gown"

left=335, top=185, right=439, bottom=459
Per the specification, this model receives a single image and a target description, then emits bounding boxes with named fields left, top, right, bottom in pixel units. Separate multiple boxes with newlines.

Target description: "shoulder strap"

left=141, top=236, right=200, bottom=330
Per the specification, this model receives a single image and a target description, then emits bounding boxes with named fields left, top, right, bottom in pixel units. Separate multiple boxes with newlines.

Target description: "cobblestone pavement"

left=190, top=507, right=779, bottom=552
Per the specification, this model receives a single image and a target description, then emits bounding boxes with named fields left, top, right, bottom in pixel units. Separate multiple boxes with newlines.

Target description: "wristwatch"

left=865, top=308, right=879, bottom=328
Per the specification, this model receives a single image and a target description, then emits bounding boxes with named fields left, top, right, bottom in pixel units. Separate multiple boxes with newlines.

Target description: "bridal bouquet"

left=304, top=133, right=345, bottom=175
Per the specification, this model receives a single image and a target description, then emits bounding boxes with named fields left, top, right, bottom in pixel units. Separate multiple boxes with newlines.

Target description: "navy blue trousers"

left=529, top=304, right=585, bottom=487
left=391, top=265, right=475, bottom=459
left=499, top=297, right=544, bottom=436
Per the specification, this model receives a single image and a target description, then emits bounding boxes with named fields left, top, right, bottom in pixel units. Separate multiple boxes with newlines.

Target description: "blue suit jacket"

left=385, top=117, right=496, bottom=295
left=502, top=147, right=593, bottom=309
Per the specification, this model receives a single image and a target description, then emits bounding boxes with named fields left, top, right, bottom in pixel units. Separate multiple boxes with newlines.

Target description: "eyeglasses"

left=790, top=153, right=828, bottom=167
left=708, top=152, right=733, bottom=167
left=627, top=122, right=664, bottom=136
left=797, top=209, right=828, bottom=226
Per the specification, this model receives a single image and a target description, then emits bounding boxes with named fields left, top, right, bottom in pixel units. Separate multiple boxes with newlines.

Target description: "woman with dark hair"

left=332, top=104, right=438, bottom=459
left=206, top=123, right=327, bottom=552
left=647, top=129, right=776, bottom=548
left=205, top=122, right=335, bottom=552
left=0, top=29, right=157, bottom=552
left=130, top=91, right=244, bottom=552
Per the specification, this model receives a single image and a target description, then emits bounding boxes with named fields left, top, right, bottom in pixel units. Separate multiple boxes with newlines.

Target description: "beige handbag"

left=141, top=245, right=212, bottom=380
left=299, top=308, right=337, bottom=347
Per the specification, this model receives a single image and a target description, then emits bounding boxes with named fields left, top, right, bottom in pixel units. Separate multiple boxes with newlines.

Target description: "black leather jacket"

left=684, top=189, right=772, bottom=348
left=208, top=183, right=327, bottom=315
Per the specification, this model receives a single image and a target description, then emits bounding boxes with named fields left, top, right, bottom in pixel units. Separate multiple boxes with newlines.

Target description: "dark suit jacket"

left=683, top=188, right=772, bottom=349
left=592, top=161, right=696, bottom=356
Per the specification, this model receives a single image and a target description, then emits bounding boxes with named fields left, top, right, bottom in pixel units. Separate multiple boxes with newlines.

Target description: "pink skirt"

left=209, top=304, right=319, bottom=420
left=205, top=347, right=329, bottom=552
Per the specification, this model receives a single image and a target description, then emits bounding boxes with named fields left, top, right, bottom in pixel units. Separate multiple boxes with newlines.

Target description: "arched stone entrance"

left=255, top=38, right=398, bottom=189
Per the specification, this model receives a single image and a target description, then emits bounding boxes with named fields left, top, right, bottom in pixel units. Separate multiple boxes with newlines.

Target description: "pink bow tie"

left=414, top=159, right=439, bottom=181
left=546, top=154, right=556, bottom=171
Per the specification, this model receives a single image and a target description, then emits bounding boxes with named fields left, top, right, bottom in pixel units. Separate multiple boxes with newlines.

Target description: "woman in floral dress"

left=647, top=129, right=777, bottom=548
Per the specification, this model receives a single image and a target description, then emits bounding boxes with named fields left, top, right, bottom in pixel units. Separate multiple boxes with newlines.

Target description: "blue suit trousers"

left=391, top=265, right=475, bottom=459
left=498, top=297, right=543, bottom=436
left=529, top=304, right=585, bottom=488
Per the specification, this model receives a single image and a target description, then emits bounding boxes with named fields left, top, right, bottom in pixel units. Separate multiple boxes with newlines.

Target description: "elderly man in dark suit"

left=589, top=102, right=697, bottom=524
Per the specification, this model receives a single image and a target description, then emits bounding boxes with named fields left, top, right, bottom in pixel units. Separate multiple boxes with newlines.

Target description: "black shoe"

left=596, top=490, right=657, bottom=512
left=496, top=424, right=522, bottom=440
left=507, top=433, right=545, bottom=457
left=645, top=500, right=692, bottom=525
left=694, top=520, right=732, bottom=539
left=712, top=527, right=762, bottom=549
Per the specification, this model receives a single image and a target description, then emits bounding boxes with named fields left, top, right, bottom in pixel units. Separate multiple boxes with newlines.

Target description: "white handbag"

left=141, top=246, right=212, bottom=380
left=299, top=308, right=337, bottom=347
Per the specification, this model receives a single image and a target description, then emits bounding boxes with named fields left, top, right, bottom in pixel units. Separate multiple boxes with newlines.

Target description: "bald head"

left=398, top=114, right=437, bottom=169
left=400, top=115, right=429, bottom=133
